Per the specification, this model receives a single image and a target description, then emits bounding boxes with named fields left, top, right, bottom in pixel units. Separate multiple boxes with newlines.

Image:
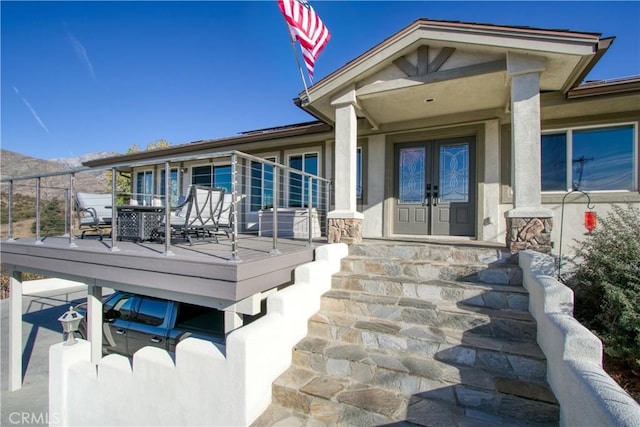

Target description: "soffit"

left=304, top=19, right=600, bottom=126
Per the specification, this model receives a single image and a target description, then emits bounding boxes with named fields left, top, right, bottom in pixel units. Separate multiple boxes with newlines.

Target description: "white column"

left=9, top=269, right=23, bottom=391
left=479, top=120, right=501, bottom=242
left=363, top=134, right=385, bottom=238
left=328, top=86, right=363, bottom=221
left=86, top=283, right=103, bottom=363
left=506, top=53, right=553, bottom=218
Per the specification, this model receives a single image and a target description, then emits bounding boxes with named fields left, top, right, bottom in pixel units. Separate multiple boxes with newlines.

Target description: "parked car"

left=75, top=291, right=225, bottom=356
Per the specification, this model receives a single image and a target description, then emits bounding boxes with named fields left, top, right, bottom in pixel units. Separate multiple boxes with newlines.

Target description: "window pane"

left=160, top=169, right=179, bottom=206
left=541, top=134, right=567, bottom=191
left=289, top=155, right=303, bottom=208
left=399, top=147, right=425, bottom=204
left=250, top=159, right=275, bottom=211
left=356, top=148, right=362, bottom=199
left=439, top=144, right=469, bottom=202
left=192, top=166, right=213, bottom=186
left=135, top=171, right=153, bottom=205
left=572, top=126, right=635, bottom=191
left=304, top=154, right=318, bottom=207
left=136, top=298, right=168, bottom=326
left=214, top=164, right=232, bottom=192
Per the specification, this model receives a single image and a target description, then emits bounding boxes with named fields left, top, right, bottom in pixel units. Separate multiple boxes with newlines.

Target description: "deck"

left=1, top=235, right=321, bottom=309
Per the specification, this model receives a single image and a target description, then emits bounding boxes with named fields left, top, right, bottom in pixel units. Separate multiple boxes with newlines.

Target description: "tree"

left=104, top=139, right=171, bottom=203
left=31, top=197, right=65, bottom=236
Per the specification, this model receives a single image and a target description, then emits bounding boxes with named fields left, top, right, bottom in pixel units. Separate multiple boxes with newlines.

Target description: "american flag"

left=278, top=0, right=331, bottom=81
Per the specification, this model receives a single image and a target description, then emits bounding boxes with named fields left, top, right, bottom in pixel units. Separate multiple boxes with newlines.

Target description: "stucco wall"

left=519, top=250, right=640, bottom=427
left=49, top=243, right=349, bottom=426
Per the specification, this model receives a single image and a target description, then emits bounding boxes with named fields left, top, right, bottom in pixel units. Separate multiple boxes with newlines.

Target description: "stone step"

left=348, top=240, right=514, bottom=265
left=307, top=311, right=547, bottom=382
left=340, top=256, right=523, bottom=286
left=332, top=274, right=529, bottom=311
left=277, top=338, right=558, bottom=425
left=320, top=290, right=538, bottom=342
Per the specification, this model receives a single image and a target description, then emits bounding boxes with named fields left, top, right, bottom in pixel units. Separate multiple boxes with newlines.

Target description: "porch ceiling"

left=303, top=19, right=600, bottom=127
left=354, top=69, right=509, bottom=125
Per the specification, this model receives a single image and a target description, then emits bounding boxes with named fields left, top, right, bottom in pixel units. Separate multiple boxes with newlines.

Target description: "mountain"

left=50, top=151, right=117, bottom=168
left=0, top=149, right=113, bottom=197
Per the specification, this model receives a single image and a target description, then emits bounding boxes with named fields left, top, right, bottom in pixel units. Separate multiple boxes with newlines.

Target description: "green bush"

left=570, top=204, right=640, bottom=369
left=30, top=197, right=65, bottom=236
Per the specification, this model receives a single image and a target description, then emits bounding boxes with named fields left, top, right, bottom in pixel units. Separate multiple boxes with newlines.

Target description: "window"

left=356, top=147, right=363, bottom=199
left=104, top=293, right=136, bottom=321
left=250, top=157, right=275, bottom=211
left=542, top=124, right=636, bottom=192
left=192, top=164, right=232, bottom=193
left=135, top=170, right=153, bottom=205
left=160, top=168, right=179, bottom=206
left=136, top=297, right=168, bottom=326
left=288, top=152, right=318, bottom=207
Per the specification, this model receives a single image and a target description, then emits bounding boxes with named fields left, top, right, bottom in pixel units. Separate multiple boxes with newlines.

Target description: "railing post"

left=270, top=166, right=281, bottom=255
left=163, top=161, right=174, bottom=256
left=307, top=175, right=314, bottom=247
left=7, top=180, right=15, bottom=242
left=109, top=167, right=120, bottom=252
left=326, top=180, right=333, bottom=239
left=62, top=188, right=70, bottom=238
left=229, top=153, right=241, bottom=262
left=35, top=177, right=43, bottom=245
left=68, top=173, right=77, bottom=247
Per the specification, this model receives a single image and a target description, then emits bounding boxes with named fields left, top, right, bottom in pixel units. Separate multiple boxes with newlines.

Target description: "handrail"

left=1, top=150, right=330, bottom=259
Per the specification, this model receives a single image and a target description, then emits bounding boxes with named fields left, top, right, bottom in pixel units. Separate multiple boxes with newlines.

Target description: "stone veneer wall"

left=328, top=217, right=362, bottom=244
left=519, top=250, right=640, bottom=427
left=49, top=243, right=349, bottom=427
left=506, top=216, right=552, bottom=253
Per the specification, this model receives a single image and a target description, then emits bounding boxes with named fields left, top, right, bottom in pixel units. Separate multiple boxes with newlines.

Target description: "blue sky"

left=2, top=1, right=639, bottom=160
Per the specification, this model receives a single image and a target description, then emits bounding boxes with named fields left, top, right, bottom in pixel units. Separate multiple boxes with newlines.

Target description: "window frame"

left=285, top=149, right=321, bottom=208
left=541, top=122, right=638, bottom=193
left=135, top=169, right=154, bottom=205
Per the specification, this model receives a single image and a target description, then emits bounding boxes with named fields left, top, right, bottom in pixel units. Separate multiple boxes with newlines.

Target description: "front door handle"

left=150, top=337, right=162, bottom=343
left=115, top=329, right=126, bottom=335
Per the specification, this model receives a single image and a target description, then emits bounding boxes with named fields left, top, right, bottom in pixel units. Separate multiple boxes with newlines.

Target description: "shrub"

left=570, top=204, right=640, bottom=369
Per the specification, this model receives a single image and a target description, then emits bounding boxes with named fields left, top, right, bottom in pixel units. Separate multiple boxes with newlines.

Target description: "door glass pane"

left=399, top=147, right=425, bottom=204
left=572, top=126, right=634, bottom=191
left=439, top=144, right=469, bottom=203
left=214, top=164, right=232, bottom=192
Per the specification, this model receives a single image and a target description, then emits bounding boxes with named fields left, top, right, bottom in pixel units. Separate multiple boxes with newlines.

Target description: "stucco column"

left=328, top=86, right=363, bottom=243
left=8, top=268, right=23, bottom=391
left=505, top=53, right=553, bottom=253
left=87, top=283, right=103, bottom=363
left=478, top=119, right=501, bottom=242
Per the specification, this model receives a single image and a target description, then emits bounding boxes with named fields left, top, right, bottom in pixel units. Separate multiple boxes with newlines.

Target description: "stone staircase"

left=253, top=241, right=560, bottom=426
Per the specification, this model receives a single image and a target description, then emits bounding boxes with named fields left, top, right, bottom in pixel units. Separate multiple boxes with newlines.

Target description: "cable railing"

left=1, top=151, right=333, bottom=262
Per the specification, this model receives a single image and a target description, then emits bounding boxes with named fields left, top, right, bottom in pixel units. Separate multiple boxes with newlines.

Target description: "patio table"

left=115, top=205, right=165, bottom=242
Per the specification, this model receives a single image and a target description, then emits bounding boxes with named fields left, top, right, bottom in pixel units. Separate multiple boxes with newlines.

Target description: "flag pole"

left=284, top=27, right=311, bottom=103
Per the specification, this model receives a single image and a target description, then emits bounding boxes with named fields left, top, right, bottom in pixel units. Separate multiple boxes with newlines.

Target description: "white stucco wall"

left=49, top=243, right=349, bottom=427
left=519, top=250, right=640, bottom=427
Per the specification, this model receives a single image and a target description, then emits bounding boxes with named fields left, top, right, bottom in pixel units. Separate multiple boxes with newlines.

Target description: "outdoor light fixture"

left=58, top=306, right=83, bottom=346
left=584, top=210, right=597, bottom=234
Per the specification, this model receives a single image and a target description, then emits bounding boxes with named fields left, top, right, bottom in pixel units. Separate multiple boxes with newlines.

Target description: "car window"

left=136, top=297, right=169, bottom=326
left=175, top=303, right=224, bottom=335
left=104, top=293, right=136, bottom=321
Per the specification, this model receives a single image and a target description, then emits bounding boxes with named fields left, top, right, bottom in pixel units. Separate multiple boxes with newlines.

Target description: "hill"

left=0, top=149, right=114, bottom=197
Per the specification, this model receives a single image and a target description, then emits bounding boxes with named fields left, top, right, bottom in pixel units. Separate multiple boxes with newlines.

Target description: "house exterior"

left=3, top=17, right=639, bottom=426
left=85, top=18, right=640, bottom=255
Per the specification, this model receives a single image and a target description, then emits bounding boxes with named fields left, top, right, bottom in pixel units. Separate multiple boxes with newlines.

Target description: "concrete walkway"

left=1, top=281, right=87, bottom=427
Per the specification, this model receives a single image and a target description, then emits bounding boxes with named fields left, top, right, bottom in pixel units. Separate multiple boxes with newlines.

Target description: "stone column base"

left=328, top=218, right=362, bottom=244
left=505, top=215, right=553, bottom=254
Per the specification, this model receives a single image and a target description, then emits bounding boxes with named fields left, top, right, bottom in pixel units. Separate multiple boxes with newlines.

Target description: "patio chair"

left=158, top=185, right=226, bottom=245
left=75, top=192, right=113, bottom=240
